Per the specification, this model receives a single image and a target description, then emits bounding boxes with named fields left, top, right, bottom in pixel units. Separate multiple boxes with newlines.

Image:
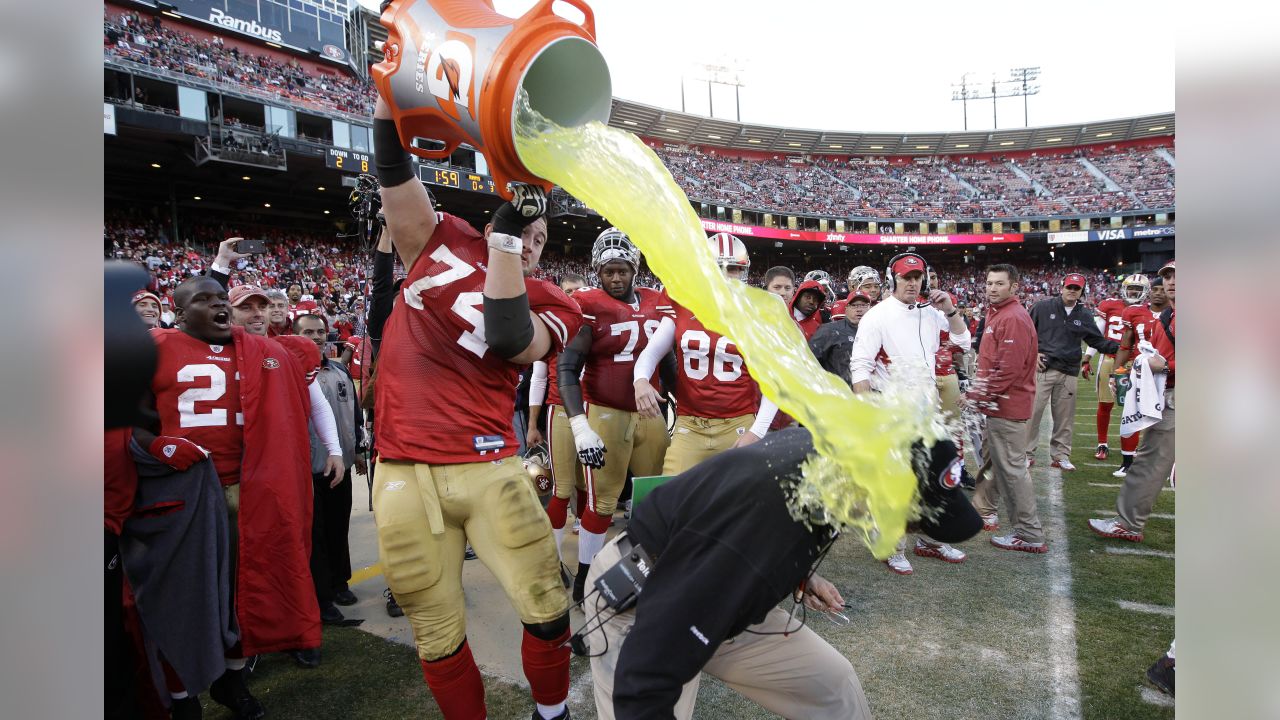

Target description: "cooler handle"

left=533, top=0, right=597, bottom=39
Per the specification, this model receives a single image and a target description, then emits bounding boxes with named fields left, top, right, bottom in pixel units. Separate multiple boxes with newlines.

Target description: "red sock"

left=420, top=641, right=486, bottom=720
left=545, top=496, right=569, bottom=529
left=1121, top=431, right=1140, bottom=454
left=579, top=510, right=612, bottom=535
left=1096, top=402, right=1114, bottom=444
left=521, top=627, right=570, bottom=706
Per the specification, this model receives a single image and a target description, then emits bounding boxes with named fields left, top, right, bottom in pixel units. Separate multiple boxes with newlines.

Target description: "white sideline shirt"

left=848, top=296, right=971, bottom=388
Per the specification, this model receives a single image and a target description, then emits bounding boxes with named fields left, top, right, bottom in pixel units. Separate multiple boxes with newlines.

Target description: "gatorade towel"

left=513, top=92, right=941, bottom=558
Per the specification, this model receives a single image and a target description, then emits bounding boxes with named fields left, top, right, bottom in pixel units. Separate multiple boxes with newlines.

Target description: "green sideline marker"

left=630, top=475, right=673, bottom=507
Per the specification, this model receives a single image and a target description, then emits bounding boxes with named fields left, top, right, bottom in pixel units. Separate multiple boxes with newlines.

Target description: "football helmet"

left=591, top=227, right=641, bottom=272
left=803, top=270, right=837, bottom=302
left=708, top=232, right=750, bottom=278
left=848, top=265, right=882, bottom=300
left=1121, top=274, right=1151, bottom=305
left=522, top=444, right=553, bottom=497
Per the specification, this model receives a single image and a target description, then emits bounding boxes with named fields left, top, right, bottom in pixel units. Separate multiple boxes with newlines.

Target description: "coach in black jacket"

left=581, top=428, right=980, bottom=719
left=1024, top=273, right=1119, bottom=468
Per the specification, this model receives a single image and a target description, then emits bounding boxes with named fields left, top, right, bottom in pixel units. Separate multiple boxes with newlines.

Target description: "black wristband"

left=946, top=309, right=958, bottom=317
left=373, top=118, right=415, bottom=188
left=491, top=203, right=530, bottom=237
left=482, top=294, right=535, bottom=360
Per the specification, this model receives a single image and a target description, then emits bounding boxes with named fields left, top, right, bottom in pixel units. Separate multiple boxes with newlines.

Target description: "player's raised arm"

left=372, top=96, right=437, bottom=269
left=482, top=183, right=554, bottom=365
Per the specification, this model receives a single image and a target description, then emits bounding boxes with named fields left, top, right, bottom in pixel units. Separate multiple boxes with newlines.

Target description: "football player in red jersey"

left=1087, top=275, right=1148, bottom=460
left=633, top=233, right=778, bottom=474
left=1110, top=275, right=1170, bottom=476
left=789, top=279, right=828, bottom=340
left=832, top=265, right=883, bottom=317
left=368, top=95, right=581, bottom=720
left=556, top=229, right=671, bottom=602
left=137, top=275, right=322, bottom=719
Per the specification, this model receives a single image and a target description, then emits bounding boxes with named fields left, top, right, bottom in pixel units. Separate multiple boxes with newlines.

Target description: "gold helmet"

left=523, top=444, right=553, bottom=497
left=1121, top=274, right=1151, bottom=305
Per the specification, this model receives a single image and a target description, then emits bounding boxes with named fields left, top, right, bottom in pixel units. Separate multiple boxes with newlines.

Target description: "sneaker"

left=531, top=706, right=571, bottom=720
left=1112, top=465, right=1129, bottom=478
left=1094, top=443, right=1109, bottom=460
left=464, top=544, right=478, bottom=561
left=990, top=534, right=1048, bottom=554
left=287, top=647, right=321, bottom=669
left=209, top=668, right=265, bottom=720
left=1027, top=456, right=1035, bottom=468
left=333, top=589, right=357, bottom=606
left=981, top=514, right=1000, bottom=532
left=170, top=696, right=202, bottom=720
left=1146, top=655, right=1175, bottom=697
left=384, top=588, right=404, bottom=618
left=1051, top=458, right=1076, bottom=471
left=884, top=553, right=913, bottom=575
left=320, top=604, right=345, bottom=625
left=1087, top=517, right=1144, bottom=542
left=914, top=539, right=966, bottom=563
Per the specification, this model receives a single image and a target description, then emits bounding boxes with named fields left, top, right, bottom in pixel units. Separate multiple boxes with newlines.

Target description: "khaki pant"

left=372, top=457, right=568, bottom=660
left=662, top=413, right=754, bottom=476
left=585, top=536, right=872, bottom=720
left=1096, top=354, right=1117, bottom=404
left=547, top=406, right=584, bottom=501
left=1117, top=389, right=1176, bottom=531
left=583, top=403, right=669, bottom=516
left=973, top=416, right=1045, bottom=543
left=1026, top=368, right=1078, bottom=463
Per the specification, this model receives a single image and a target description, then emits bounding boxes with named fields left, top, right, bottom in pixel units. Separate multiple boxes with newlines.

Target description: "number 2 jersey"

left=375, top=213, right=583, bottom=465
left=1096, top=297, right=1127, bottom=357
left=573, top=286, right=665, bottom=412
left=150, top=328, right=319, bottom=486
left=661, top=290, right=761, bottom=419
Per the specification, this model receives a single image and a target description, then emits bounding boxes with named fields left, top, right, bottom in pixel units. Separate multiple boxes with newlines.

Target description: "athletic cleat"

left=1051, top=458, right=1076, bottom=471
left=914, top=539, right=966, bottom=563
left=1112, top=465, right=1129, bottom=478
left=384, top=588, right=404, bottom=618
left=884, top=553, right=913, bottom=575
left=1087, top=517, right=1144, bottom=542
left=464, top=544, right=478, bottom=561
left=1146, top=655, right=1175, bottom=697
left=1095, top=444, right=1109, bottom=460
left=990, top=534, right=1048, bottom=554
left=981, top=514, right=1000, bottom=532
left=210, top=667, right=265, bottom=720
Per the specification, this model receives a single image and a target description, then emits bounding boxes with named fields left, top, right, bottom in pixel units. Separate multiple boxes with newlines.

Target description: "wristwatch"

left=946, top=309, right=958, bottom=317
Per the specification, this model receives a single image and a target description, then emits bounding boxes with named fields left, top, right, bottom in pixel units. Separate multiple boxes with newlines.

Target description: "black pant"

left=105, top=529, right=140, bottom=719
left=310, top=469, right=354, bottom=607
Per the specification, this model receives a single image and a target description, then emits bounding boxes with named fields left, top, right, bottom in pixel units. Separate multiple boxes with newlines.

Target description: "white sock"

left=577, top=529, right=607, bottom=564
left=536, top=701, right=566, bottom=719
left=1167, top=640, right=1175, bottom=660
left=225, top=657, right=246, bottom=671
left=170, top=691, right=188, bottom=700
left=553, top=526, right=565, bottom=560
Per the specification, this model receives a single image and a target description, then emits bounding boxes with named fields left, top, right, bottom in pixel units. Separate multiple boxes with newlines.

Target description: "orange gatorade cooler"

left=373, top=0, right=612, bottom=198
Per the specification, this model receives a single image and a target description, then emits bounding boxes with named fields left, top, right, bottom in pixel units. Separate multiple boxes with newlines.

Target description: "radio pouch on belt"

left=593, top=535, right=655, bottom=612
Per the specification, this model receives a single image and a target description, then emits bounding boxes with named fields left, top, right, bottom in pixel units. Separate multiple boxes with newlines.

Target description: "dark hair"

left=987, top=264, right=1019, bottom=283
left=560, top=272, right=587, bottom=287
left=764, top=266, right=795, bottom=284
left=293, top=313, right=327, bottom=332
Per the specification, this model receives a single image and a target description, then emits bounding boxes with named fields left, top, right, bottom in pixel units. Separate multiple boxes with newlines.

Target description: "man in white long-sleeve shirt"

left=848, top=253, right=972, bottom=573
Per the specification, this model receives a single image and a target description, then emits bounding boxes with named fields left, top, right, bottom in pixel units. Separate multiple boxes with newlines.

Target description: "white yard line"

left=1116, top=600, right=1175, bottom=617
left=1089, top=482, right=1173, bottom=492
left=1093, top=510, right=1173, bottom=520
left=1139, top=686, right=1175, bottom=707
left=1040, top=463, right=1084, bottom=719
left=1105, top=546, right=1174, bottom=559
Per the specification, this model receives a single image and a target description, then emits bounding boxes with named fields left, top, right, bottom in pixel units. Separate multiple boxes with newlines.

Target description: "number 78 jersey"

left=574, top=286, right=666, bottom=412
left=375, top=213, right=583, bottom=465
left=662, top=290, right=761, bottom=419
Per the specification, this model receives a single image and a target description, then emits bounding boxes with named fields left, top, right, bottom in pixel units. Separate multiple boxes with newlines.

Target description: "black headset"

left=884, top=252, right=932, bottom=295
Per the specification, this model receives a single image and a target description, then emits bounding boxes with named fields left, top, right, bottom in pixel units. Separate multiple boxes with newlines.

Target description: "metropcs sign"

left=208, top=8, right=283, bottom=44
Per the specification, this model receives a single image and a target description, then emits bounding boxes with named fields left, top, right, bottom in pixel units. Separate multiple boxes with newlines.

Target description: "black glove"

left=492, top=183, right=548, bottom=237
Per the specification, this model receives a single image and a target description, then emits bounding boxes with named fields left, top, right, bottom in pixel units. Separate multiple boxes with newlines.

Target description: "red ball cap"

left=1158, top=259, right=1175, bottom=278
left=890, top=255, right=925, bottom=277
left=847, top=291, right=872, bottom=304
left=228, top=284, right=270, bottom=307
left=132, top=290, right=162, bottom=307
left=1062, top=273, right=1086, bottom=289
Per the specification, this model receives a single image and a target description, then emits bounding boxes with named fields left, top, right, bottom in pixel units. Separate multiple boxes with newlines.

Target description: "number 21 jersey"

left=375, top=213, right=583, bottom=465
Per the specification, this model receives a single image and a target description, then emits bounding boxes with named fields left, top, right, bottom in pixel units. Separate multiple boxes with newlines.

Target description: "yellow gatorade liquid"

left=513, top=93, right=938, bottom=557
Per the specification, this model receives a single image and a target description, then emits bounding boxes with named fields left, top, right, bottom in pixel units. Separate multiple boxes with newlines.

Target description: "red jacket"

left=1150, top=307, right=1175, bottom=387
left=789, top=280, right=826, bottom=340
left=971, top=297, right=1038, bottom=420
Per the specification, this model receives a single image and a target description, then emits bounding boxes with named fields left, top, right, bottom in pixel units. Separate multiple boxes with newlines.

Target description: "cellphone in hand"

left=238, top=238, right=269, bottom=254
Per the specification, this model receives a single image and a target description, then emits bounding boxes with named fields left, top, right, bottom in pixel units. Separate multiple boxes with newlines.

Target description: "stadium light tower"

left=951, top=72, right=980, bottom=131
left=1008, top=66, right=1042, bottom=127
left=949, top=67, right=1042, bottom=130
left=689, top=59, right=746, bottom=121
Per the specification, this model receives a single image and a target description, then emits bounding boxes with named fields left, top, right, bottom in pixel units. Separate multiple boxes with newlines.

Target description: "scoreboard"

left=419, top=164, right=498, bottom=195
left=325, top=148, right=371, bottom=174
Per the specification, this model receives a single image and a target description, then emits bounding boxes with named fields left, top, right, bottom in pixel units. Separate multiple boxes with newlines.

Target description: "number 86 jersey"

left=662, top=290, right=761, bottom=419
left=375, top=213, right=583, bottom=465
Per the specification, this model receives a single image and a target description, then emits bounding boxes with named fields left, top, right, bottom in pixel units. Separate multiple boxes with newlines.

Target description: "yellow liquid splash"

left=514, top=96, right=934, bottom=558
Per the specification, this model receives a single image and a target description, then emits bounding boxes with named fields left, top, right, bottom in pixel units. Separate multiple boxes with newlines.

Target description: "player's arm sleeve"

left=633, top=315, right=675, bottom=382
left=556, top=327, right=592, bottom=418
left=374, top=114, right=436, bottom=268
left=367, top=249, right=396, bottom=340
left=848, top=314, right=881, bottom=386
left=528, top=360, right=548, bottom=408
left=749, top=396, right=779, bottom=438
left=308, top=381, right=342, bottom=457
left=1079, top=309, right=1120, bottom=355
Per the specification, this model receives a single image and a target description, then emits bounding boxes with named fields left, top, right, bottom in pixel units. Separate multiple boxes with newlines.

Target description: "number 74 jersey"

left=662, top=290, right=761, bottom=420
left=573, top=286, right=667, bottom=412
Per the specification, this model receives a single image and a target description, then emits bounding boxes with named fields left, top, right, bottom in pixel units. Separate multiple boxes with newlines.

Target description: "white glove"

left=569, top=415, right=607, bottom=469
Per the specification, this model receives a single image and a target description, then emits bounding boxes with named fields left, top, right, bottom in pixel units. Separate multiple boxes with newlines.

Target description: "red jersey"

left=150, top=329, right=246, bottom=486
left=1096, top=297, right=1127, bottom=356
left=575, top=287, right=665, bottom=412
left=289, top=299, right=320, bottom=321
left=1121, top=303, right=1162, bottom=352
left=663, top=291, right=760, bottom=419
left=830, top=299, right=848, bottom=318
left=545, top=352, right=564, bottom=407
left=375, top=213, right=582, bottom=464
left=934, top=330, right=962, bottom=377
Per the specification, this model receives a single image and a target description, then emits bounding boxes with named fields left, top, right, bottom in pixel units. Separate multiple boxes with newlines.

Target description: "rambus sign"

left=208, top=8, right=283, bottom=44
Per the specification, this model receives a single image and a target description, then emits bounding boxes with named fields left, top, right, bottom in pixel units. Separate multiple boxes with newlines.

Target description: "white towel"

left=1119, top=342, right=1168, bottom=438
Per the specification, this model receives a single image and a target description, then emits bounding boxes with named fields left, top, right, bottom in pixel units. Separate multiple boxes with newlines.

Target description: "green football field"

left=205, top=381, right=1174, bottom=720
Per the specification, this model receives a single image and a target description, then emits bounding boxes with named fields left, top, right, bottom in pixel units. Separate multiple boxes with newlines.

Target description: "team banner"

left=1049, top=225, right=1175, bottom=243
left=143, top=0, right=350, bottom=63
left=699, top=220, right=1023, bottom=246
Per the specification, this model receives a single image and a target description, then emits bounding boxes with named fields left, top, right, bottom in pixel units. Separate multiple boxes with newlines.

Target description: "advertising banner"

left=157, top=0, right=350, bottom=63
left=699, top=220, right=1023, bottom=246
left=1049, top=226, right=1175, bottom=243
left=104, top=103, right=117, bottom=135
